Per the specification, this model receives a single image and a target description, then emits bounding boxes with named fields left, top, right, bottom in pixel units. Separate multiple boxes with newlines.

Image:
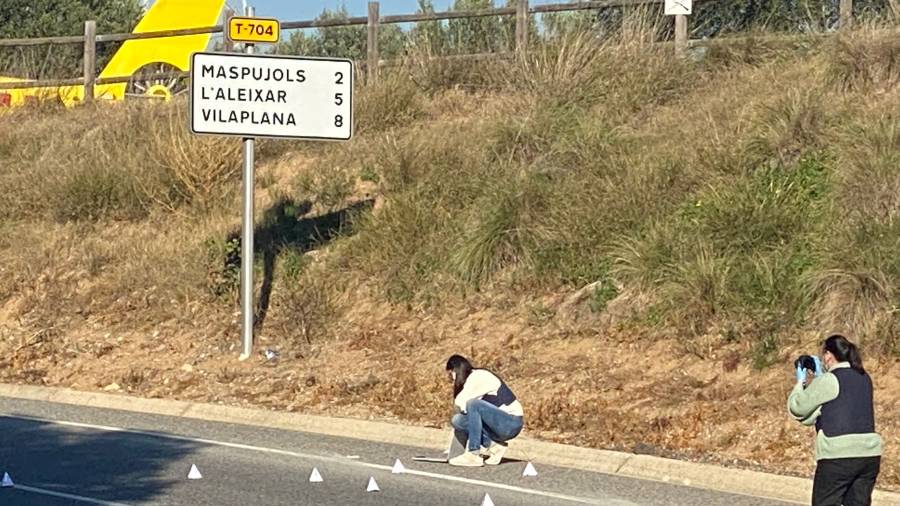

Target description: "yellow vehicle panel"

left=97, top=0, right=227, bottom=102
left=1, top=0, right=226, bottom=108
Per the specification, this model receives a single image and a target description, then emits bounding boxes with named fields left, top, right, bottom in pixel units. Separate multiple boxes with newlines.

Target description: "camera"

left=794, top=354, right=817, bottom=371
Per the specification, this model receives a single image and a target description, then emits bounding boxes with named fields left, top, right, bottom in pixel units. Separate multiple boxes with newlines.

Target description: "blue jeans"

left=451, top=399, right=524, bottom=453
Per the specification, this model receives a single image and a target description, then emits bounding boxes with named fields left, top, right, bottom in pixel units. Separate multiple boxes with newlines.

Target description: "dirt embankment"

left=2, top=287, right=898, bottom=491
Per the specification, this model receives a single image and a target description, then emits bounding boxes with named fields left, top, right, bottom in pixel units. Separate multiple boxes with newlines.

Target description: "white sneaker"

left=449, top=451, right=485, bottom=467
left=484, top=442, right=508, bottom=466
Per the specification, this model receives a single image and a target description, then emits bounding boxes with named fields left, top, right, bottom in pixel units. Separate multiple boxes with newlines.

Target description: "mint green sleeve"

left=787, top=374, right=839, bottom=423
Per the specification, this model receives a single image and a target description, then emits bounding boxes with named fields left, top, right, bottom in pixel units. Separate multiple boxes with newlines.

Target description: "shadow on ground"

left=0, top=415, right=201, bottom=504
left=219, top=197, right=374, bottom=331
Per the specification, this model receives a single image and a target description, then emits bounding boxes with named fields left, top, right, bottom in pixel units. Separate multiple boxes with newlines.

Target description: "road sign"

left=227, top=16, right=280, bottom=44
left=190, top=52, right=353, bottom=140
left=190, top=36, right=354, bottom=361
left=665, top=0, right=692, bottom=15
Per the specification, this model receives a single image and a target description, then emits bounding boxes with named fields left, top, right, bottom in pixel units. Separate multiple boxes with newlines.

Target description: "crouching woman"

left=446, top=354, right=524, bottom=467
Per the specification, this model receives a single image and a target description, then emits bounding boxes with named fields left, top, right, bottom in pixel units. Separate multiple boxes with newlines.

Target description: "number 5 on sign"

left=227, top=16, right=280, bottom=44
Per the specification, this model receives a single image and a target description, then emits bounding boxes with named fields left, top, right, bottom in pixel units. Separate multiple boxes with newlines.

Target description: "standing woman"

left=787, top=334, right=883, bottom=506
left=445, top=355, right=524, bottom=467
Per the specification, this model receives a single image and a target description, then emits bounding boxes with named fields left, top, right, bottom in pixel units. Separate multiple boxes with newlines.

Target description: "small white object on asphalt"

left=391, top=459, right=406, bottom=474
left=522, top=462, right=538, bottom=477
left=265, top=349, right=278, bottom=360
left=1, top=472, right=13, bottom=488
left=366, top=476, right=380, bottom=492
left=309, top=468, right=323, bottom=482
left=481, top=493, right=495, bottom=506
left=187, top=464, right=202, bottom=480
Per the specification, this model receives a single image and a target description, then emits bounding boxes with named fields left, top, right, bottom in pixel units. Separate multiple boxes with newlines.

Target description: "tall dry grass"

left=0, top=100, right=241, bottom=222
left=2, top=19, right=899, bottom=357
left=826, top=23, right=900, bottom=92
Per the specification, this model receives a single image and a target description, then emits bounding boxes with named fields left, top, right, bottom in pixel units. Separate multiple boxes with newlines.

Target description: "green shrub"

left=452, top=173, right=550, bottom=285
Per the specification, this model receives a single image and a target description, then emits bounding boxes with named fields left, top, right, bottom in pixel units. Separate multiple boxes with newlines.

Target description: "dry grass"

left=807, top=269, right=895, bottom=349
left=353, top=70, right=425, bottom=135
left=826, top=24, right=900, bottom=92
left=271, top=268, right=339, bottom=346
left=143, top=104, right=242, bottom=211
left=0, top=101, right=241, bottom=222
left=1, top=22, right=899, bottom=413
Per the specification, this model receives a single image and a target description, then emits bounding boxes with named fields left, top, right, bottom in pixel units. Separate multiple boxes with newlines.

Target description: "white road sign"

left=665, top=0, right=692, bottom=15
left=190, top=52, right=353, bottom=140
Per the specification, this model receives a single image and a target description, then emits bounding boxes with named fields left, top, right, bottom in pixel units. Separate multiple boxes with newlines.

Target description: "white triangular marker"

left=187, top=464, right=202, bottom=480
left=309, top=468, right=323, bottom=483
left=522, top=462, right=538, bottom=477
left=481, top=493, right=495, bottom=506
left=366, top=476, right=380, bottom=492
left=391, top=459, right=406, bottom=474
left=1, top=472, right=13, bottom=488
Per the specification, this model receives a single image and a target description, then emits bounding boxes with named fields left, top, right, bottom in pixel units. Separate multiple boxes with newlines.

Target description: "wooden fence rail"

left=0, top=0, right=857, bottom=95
left=0, top=0, right=665, bottom=48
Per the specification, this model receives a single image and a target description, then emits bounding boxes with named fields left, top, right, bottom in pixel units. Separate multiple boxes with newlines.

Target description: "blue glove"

left=795, top=365, right=806, bottom=384
left=812, top=356, right=824, bottom=376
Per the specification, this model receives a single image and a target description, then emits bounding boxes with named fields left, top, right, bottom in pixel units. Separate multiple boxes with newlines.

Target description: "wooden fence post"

left=674, top=14, right=688, bottom=55
left=224, top=8, right=235, bottom=52
left=83, top=20, right=96, bottom=104
left=839, top=0, right=853, bottom=29
left=367, top=1, right=380, bottom=82
left=516, top=0, right=529, bottom=56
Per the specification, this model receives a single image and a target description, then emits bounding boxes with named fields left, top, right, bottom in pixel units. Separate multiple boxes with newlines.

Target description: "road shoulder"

left=0, top=382, right=897, bottom=505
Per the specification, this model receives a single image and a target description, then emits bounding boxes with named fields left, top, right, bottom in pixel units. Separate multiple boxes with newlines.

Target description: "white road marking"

left=2, top=413, right=630, bottom=505
left=12, top=484, right=131, bottom=506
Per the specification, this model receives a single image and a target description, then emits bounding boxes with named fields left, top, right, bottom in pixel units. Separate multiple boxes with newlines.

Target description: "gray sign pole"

left=238, top=5, right=256, bottom=361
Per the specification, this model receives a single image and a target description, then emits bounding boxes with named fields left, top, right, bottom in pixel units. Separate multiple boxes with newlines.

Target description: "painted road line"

left=1, top=413, right=631, bottom=506
left=13, top=484, right=131, bottom=506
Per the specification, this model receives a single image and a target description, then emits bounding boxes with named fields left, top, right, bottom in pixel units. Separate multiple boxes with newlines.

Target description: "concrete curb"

left=0, top=383, right=897, bottom=505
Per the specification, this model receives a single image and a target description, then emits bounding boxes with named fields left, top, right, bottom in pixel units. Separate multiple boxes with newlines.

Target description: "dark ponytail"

left=446, top=354, right=474, bottom=397
left=823, top=334, right=866, bottom=374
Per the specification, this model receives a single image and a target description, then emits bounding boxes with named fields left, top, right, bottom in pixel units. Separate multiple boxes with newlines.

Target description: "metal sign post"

left=664, top=0, right=691, bottom=54
left=239, top=128, right=254, bottom=361
left=238, top=5, right=256, bottom=361
left=191, top=6, right=353, bottom=361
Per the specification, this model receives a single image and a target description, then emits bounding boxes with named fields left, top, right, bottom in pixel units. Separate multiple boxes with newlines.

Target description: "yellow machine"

left=0, top=0, right=227, bottom=108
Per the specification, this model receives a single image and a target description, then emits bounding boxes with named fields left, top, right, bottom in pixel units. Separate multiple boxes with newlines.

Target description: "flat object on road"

left=413, top=429, right=467, bottom=463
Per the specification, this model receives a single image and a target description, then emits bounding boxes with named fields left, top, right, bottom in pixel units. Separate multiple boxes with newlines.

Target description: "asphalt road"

left=0, top=397, right=798, bottom=506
